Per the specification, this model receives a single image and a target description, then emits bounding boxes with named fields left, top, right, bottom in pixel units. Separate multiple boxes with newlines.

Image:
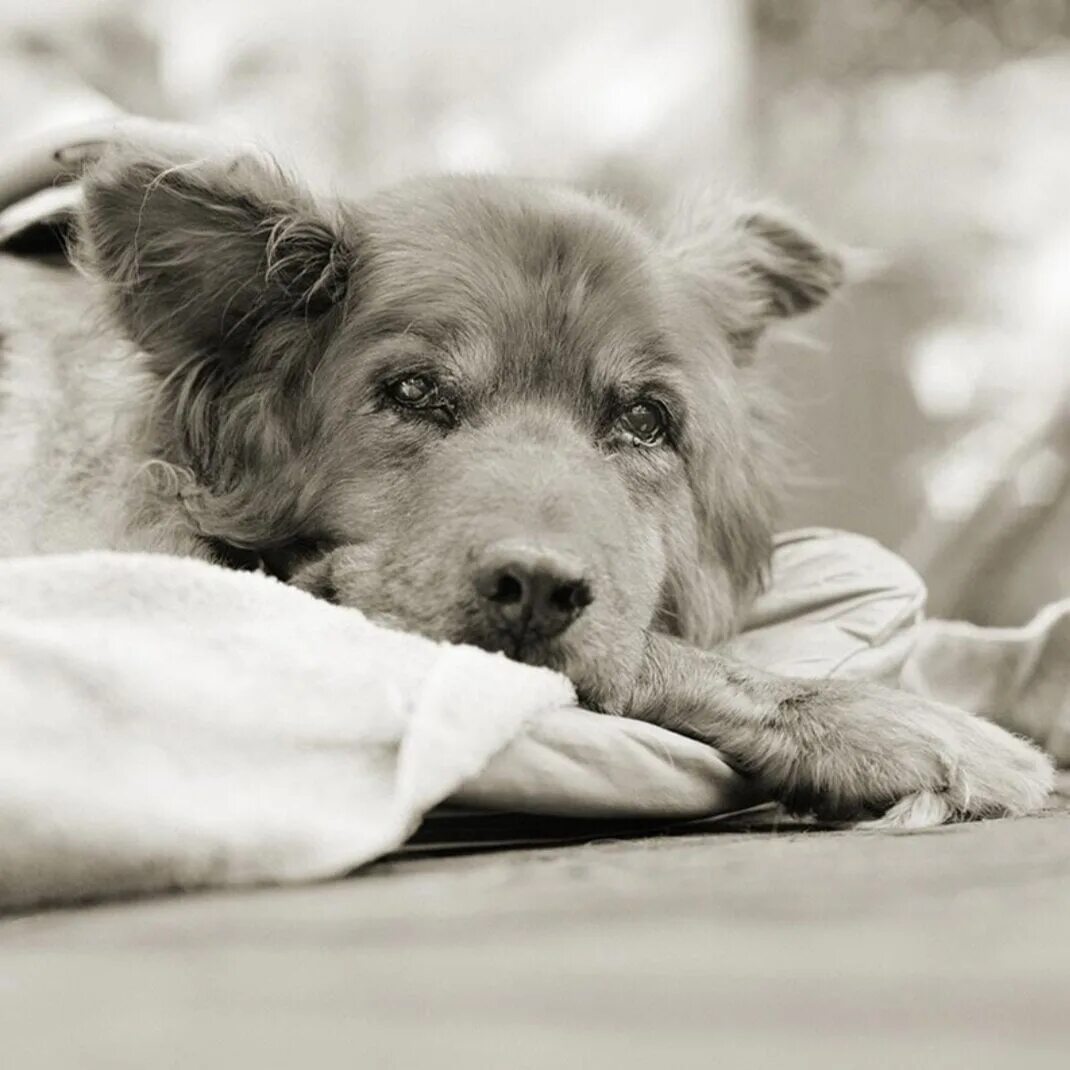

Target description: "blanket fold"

left=0, top=553, right=576, bottom=909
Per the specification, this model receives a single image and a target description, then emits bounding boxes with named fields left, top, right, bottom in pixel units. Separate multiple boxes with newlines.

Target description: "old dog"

left=0, top=136, right=1052, bottom=826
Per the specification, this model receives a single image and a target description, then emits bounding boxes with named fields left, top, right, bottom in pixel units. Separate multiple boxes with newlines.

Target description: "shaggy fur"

left=0, top=139, right=1053, bottom=825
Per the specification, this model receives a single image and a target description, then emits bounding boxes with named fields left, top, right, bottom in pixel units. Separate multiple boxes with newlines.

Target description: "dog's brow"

left=357, top=313, right=463, bottom=349
left=630, top=377, right=686, bottom=415
left=598, top=337, right=680, bottom=388
left=636, top=334, right=678, bottom=369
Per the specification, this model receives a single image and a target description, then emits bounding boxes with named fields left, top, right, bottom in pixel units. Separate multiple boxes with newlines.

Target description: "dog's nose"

left=474, top=543, right=593, bottom=642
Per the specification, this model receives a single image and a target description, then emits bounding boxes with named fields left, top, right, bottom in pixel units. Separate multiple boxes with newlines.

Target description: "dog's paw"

left=624, top=637, right=1053, bottom=828
left=766, top=684, right=1055, bottom=827
left=855, top=791, right=956, bottom=830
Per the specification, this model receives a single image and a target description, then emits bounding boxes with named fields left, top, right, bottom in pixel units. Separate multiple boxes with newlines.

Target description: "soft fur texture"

left=0, top=137, right=1053, bottom=825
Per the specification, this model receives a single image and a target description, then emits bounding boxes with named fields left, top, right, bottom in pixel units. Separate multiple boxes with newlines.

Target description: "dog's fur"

left=0, top=141, right=1054, bottom=825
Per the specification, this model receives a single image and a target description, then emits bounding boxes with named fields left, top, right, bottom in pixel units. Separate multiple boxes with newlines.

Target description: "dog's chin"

left=460, top=630, right=606, bottom=710
left=292, top=577, right=572, bottom=677
left=287, top=556, right=637, bottom=709
left=457, top=628, right=564, bottom=670
left=456, top=620, right=642, bottom=713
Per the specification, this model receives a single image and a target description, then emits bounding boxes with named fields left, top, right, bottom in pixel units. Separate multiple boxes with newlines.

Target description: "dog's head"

left=80, top=145, right=842, bottom=704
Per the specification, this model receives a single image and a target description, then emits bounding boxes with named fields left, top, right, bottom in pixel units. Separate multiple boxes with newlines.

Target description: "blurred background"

left=2, top=0, right=1068, bottom=625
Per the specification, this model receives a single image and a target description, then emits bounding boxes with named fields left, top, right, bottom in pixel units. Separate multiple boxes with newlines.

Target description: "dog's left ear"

left=663, top=199, right=844, bottom=360
left=76, top=142, right=357, bottom=549
left=78, top=141, right=355, bottom=374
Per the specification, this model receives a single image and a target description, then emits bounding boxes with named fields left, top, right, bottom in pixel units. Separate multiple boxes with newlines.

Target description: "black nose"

left=474, top=543, right=593, bottom=643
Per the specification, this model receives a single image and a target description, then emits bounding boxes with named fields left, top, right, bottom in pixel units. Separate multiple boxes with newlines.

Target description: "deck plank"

left=2, top=775, right=1068, bottom=1068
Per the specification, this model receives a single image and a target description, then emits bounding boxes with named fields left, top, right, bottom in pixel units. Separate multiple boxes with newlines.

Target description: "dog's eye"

left=616, top=400, right=668, bottom=446
left=387, top=373, right=439, bottom=407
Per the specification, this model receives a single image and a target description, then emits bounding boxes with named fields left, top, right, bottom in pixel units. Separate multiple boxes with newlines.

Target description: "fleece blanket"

left=1, top=529, right=1066, bottom=912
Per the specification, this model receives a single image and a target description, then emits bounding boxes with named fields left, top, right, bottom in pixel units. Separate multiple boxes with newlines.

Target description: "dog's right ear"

left=79, top=143, right=355, bottom=373
left=661, top=193, right=843, bottom=361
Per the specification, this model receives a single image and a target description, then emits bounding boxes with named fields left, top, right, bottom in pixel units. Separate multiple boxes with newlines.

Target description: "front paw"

left=623, top=636, right=1053, bottom=828
left=757, top=684, right=1055, bottom=827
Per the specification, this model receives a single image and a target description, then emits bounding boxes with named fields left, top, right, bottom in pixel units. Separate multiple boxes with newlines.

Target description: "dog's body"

left=0, top=254, right=194, bottom=559
left=0, top=139, right=1054, bottom=825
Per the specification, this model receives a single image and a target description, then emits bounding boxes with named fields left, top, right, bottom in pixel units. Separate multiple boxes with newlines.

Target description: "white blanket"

left=0, top=552, right=746, bottom=911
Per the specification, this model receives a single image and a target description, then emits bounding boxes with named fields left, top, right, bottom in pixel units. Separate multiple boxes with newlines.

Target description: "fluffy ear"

left=78, top=142, right=354, bottom=372
left=735, top=210, right=844, bottom=322
left=663, top=196, right=844, bottom=359
left=76, top=143, right=356, bottom=551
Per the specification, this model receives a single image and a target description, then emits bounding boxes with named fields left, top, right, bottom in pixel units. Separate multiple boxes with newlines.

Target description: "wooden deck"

left=3, top=776, right=1068, bottom=1069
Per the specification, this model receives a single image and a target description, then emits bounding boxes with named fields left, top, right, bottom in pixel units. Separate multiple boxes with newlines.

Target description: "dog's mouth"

left=457, top=626, right=560, bottom=668
left=210, top=534, right=601, bottom=697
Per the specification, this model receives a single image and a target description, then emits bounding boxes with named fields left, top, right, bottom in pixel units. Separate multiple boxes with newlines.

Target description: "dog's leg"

left=623, top=634, right=1054, bottom=827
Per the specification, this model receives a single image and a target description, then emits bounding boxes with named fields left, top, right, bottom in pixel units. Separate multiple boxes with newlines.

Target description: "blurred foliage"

left=756, top=0, right=1070, bottom=77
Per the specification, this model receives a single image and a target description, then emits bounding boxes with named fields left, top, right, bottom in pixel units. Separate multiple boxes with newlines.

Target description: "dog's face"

left=81, top=147, right=841, bottom=704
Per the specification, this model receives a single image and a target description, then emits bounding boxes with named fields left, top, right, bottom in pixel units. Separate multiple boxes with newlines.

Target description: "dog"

left=0, top=135, right=1053, bottom=827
